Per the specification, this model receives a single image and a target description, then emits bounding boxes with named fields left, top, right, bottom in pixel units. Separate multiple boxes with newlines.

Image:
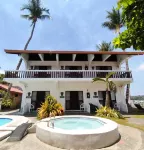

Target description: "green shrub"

left=0, top=90, right=13, bottom=108
left=37, top=95, right=64, bottom=120
left=96, top=106, right=124, bottom=119
left=1, top=98, right=13, bottom=107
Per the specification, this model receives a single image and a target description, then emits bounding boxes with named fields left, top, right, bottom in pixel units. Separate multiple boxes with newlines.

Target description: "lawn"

left=132, top=115, right=144, bottom=119
left=107, top=117, right=144, bottom=132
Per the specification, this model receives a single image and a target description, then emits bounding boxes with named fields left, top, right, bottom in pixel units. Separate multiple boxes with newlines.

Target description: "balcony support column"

left=116, top=84, right=128, bottom=113
left=38, top=54, right=44, bottom=61
left=88, top=54, right=94, bottom=68
left=56, top=54, right=59, bottom=67
left=117, top=55, right=132, bottom=66
left=18, top=81, right=30, bottom=114
left=73, top=54, right=76, bottom=62
left=102, top=54, right=111, bottom=62
left=21, top=54, right=29, bottom=69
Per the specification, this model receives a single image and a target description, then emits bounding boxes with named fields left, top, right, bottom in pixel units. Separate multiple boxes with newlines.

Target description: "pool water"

left=0, top=118, right=12, bottom=126
left=53, top=117, right=104, bottom=130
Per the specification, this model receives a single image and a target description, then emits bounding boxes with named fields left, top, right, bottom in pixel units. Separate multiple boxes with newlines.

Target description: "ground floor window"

left=65, top=91, right=83, bottom=110
left=98, top=91, right=116, bottom=107
left=31, top=91, right=50, bottom=110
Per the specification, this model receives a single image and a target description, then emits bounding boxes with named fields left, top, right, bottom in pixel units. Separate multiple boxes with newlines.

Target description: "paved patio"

left=0, top=124, right=143, bottom=150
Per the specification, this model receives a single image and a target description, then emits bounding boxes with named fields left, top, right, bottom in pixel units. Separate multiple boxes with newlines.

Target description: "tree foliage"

left=21, top=0, right=50, bottom=25
left=102, top=7, right=124, bottom=33
left=92, top=72, right=116, bottom=107
left=37, top=95, right=64, bottom=119
left=113, top=0, right=144, bottom=50
left=96, top=41, right=114, bottom=51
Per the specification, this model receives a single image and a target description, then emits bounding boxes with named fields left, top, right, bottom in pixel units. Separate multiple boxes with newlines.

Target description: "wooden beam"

left=102, top=54, right=111, bottom=61
left=38, top=54, right=44, bottom=61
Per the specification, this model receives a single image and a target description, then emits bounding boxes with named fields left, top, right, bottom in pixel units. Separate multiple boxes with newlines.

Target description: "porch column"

left=18, top=82, right=30, bottom=114
left=116, top=85, right=128, bottom=113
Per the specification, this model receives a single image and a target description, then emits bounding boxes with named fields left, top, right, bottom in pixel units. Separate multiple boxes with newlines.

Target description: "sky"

left=0, top=0, right=144, bottom=96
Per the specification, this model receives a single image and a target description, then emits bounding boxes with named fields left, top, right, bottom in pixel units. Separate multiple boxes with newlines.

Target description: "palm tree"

left=17, top=0, right=50, bottom=69
left=96, top=41, right=114, bottom=51
left=102, top=7, right=130, bottom=104
left=93, top=72, right=116, bottom=107
left=102, top=7, right=123, bottom=34
left=7, top=0, right=50, bottom=94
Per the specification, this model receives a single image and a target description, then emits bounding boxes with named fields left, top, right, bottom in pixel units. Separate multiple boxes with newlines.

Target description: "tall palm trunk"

left=7, top=22, right=36, bottom=95
left=16, top=21, right=36, bottom=70
left=105, top=88, right=110, bottom=107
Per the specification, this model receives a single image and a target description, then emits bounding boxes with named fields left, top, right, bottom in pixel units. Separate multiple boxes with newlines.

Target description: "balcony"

left=4, top=70, right=132, bottom=79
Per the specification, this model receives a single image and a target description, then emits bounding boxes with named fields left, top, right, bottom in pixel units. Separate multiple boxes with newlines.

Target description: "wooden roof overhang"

left=4, top=49, right=144, bottom=65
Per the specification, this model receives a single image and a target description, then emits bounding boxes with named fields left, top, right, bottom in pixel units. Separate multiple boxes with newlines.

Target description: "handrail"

left=4, top=70, right=132, bottom=79
left=4, top=70, right=132, bottom=72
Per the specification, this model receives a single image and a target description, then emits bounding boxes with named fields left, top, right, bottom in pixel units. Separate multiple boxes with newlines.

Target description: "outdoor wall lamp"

left=86, top=90, right=90, bottom=98
left=60, top=92, right=64, bottom=98
left=93, top=92, right=98, bottom=98
left=26, top=92, right=31, bottom=98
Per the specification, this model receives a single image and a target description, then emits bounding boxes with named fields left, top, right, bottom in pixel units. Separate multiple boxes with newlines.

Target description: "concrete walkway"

left=127, top=118, right=144, bottom=125
left=0, top=125, right=143, bottom=150
left=0, top=109, right=20, bottom=115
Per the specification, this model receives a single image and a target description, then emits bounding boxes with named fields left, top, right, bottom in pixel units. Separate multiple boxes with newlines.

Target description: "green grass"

left=132, top=115, right=144, bottom=119
left=100, top=116, right=144, bottom=132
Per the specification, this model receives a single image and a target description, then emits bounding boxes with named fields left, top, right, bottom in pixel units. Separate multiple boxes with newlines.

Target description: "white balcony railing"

left=4, top=70, right=132, bottom=79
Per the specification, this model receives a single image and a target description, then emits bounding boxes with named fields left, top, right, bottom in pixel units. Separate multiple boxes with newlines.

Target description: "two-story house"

left=4, top=50, right=144, bottom=113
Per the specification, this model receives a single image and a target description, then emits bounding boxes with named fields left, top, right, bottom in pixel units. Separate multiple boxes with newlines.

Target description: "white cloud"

left=137, top=63, right=144, bottom=71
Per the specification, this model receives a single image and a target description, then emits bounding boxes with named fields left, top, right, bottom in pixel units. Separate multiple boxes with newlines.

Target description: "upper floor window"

left=30, top=66, right=51, bottom=70
left=96, top=66, right=112, bottom=70
left=65, top=66, right=82, bottom=70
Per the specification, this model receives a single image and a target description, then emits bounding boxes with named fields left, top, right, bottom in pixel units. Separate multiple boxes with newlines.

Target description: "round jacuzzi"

left=36, top=115, right=120, bottom=149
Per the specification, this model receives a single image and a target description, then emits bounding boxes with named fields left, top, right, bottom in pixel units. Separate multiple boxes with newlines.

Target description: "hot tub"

left=36, top=115, right=120, bottom=149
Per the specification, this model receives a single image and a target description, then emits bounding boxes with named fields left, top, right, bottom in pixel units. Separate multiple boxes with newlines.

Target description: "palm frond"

left=21, top=4, right=31, bottom=11
left=21, top=0, right=50, bottom=23
left=40, top=15, right=50, bottom=20
left=106, top=72, right=115, bottom=79
left=92, top=77, right=106, bottom=83
left=102, top=7, right=124, bottom=32
left=21, top=15, right=30, bottom=19
left=109, top=81, right=117, bottom=93
left=41, top=8, right=50, bottom=14
left=96, top=41, right=114, bottom=51
left=102, top=22, right=116, bottom=30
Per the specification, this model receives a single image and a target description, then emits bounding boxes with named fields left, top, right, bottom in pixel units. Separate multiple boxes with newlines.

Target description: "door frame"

left=31, top=91, right=50, bottom=110
left=65, top=91, right=83, bottom=111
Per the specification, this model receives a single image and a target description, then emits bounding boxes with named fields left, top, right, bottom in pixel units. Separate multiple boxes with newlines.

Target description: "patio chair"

left=80, top=103, right=85, bottom=112
left=30, top=104, right=35, bottom=112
